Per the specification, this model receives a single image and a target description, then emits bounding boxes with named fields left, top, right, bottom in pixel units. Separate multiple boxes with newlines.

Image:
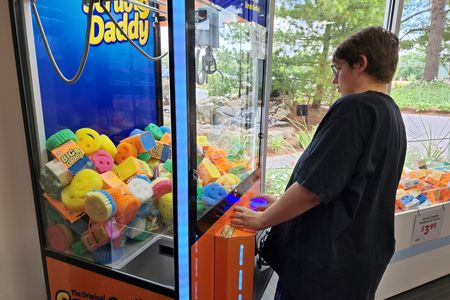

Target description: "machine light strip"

left=239, top=244, right=244, bottom=266
left=172, top=1, right=189, bottom=299
left=238, top=270, right=243, bottom=290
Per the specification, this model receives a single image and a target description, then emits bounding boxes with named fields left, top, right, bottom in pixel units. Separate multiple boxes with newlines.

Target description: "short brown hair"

left=332, top=26, right=399, bottom=83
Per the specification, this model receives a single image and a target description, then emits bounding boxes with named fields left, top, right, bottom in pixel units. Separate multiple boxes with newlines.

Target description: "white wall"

left=0, top=1, right=46, bottom=299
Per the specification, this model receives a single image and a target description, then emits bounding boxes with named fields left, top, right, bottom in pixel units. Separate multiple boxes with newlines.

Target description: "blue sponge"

left=97, top=190, right=117, bottom=215
left=160, top=126, right=171, bottom=134
left=69, top=156, right=94, bottom=174
left=139, top=131, right=156, bottom=152
left=129, top=128, right=145, bottom=136
left=202, top=182, right=227, bottom=206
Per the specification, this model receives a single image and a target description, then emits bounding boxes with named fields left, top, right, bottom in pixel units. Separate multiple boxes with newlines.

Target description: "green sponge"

left=145, top=123, right=163, bottom=140
left=45, top=129, right=77, bottom=151
left=71, top=240, right=87, bottom=255
left=163, top=159, right=172, bottom=173
left=138, top=152, right=151, bottom=161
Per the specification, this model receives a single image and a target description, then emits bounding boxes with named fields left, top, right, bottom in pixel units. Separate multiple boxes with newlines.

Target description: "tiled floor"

left=387, top=275, right=450, bottom=300
left=259, top=273, right=450, bottom=300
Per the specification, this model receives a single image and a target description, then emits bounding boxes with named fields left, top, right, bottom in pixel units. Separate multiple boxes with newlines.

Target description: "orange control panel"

left=192, top=182, right=259, bottom=300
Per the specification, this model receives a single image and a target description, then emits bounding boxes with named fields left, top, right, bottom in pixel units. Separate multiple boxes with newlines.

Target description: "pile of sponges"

left=195, top=136, right=250, bottom=215
left=40, top=123, right=173, bottom=264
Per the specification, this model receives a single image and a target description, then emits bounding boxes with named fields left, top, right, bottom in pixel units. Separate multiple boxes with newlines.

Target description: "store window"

left=194, top=2, right=266, bottom=219
left=391, top=0, right=449, bottom=212
left=265, top=0, right=387, bottom=195
left=392, top=0, right=449, bottom=166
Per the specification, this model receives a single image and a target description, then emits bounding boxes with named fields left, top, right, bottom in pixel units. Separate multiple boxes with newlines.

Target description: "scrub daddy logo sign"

left=82, top=1, right=150, bottom=46
left=55, top=289, right=119, bottom=300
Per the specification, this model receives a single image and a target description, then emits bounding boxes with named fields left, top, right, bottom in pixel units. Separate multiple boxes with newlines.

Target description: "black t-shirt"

left=261, top=91, right=406, bottom=300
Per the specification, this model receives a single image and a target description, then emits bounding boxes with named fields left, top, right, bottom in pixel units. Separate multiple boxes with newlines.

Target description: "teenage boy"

left=231, top=26, right=406, bottom=300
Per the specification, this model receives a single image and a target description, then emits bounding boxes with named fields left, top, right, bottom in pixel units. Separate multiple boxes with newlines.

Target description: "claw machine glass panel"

left=194, top=0, right=268, bottom=220
left=190, top=1, right=273, bottom=299
left=10, top=0, right=178, bottom=298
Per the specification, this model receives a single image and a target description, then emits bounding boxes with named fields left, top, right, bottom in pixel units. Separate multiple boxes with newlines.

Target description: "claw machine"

left=10, top=0, right=274, bottom=299
left=189, top=1, right=275, bottom=299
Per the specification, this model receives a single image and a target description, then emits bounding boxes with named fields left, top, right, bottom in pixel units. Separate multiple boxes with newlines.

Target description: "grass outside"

left=265, top=167, right=293, bottom=197
left=391, top=80, right=450, bottom=112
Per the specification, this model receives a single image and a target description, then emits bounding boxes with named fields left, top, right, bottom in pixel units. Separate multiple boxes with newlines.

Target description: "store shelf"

left=394, top=201, right=450, bottom=251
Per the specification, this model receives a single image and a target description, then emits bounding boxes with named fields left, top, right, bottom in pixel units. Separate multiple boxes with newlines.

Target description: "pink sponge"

left=151, top=178, right=172, bottom=200
left=91, top=150, right=114, bottom=173
left=46, top=224, right=73, bottom=252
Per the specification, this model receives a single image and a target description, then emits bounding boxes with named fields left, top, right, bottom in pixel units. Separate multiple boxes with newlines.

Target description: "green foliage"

left=296, top=128, right=316, bottom=150
left=216, top=133, right=250, bottom=151
left=268, top=135, right=286, bottom=153
left=396, top=52, right=426, bottom=80
left=268, top=133, right=299, bottom=154
left=391, top=80, right=450, bottom=111
left=271, top=0, right=386, bottom=107
left=205, top=48, right=249, bottom=96
left=404, top=116, right=450, bottom=168
left=265, top=168, right=293, bottom=196
left=404, top=145, right=423, bottom=169
left=399, top=0, right=450, bottom=78
left=203, top=23, right=252, bottom=97
left=286, top=117, right=317, bottom=149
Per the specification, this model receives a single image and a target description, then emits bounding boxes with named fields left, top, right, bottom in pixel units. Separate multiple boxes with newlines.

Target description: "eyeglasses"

left=330, top=64, right=339, bottom=77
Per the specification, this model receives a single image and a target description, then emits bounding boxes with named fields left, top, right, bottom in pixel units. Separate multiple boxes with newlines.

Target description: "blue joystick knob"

left=250, top=198, right=268, bottom=210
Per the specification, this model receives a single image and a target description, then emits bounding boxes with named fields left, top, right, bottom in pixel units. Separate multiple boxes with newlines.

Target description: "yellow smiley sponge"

left=85, top=190, right=116, bottom=222
left=99, top=134, right=118, bottom=157
left=216, top=173, right=240, bottom=191
left=159, top=192, right=173, bottom=224
left=70, top=169, right=103, bottom=196
left=75, top=128, right=101, bottom=154
left=61, top=186, right=86, bottom=212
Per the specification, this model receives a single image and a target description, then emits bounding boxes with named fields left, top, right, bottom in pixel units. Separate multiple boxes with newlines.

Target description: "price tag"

left=411, top=206, right=445, bottom=246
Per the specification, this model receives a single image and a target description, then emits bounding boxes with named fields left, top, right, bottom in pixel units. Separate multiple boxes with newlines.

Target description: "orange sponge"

left=115, top=142, right=138, bottom=164
left=114, top=194, right=140, bottom=225
left=160, top=133, right=171, bottom=145
left=215, top=158, right=232, bottom=175
left=100, top=171, right=127, bottom=190
left=198, top=158, right=221, bottom=186
left=206, top=146, right=227, bottom=162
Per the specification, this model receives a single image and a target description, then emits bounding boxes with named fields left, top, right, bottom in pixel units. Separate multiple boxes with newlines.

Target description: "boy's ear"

left=358, top=55, right=368, bottom=73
